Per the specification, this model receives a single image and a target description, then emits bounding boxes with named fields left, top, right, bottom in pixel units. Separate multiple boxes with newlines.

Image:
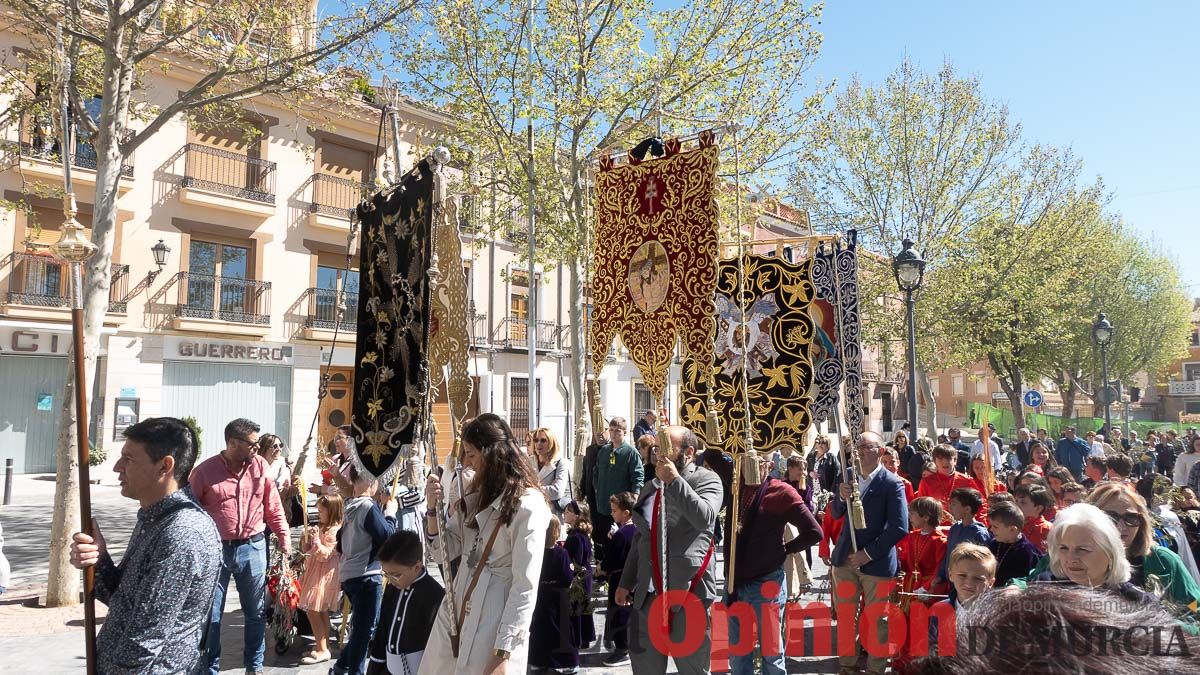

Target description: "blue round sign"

left=1023, top=390, right=1043, bottom=408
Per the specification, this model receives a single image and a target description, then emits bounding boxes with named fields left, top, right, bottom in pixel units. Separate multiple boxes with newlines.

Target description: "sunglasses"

left=1104, top=510, right=1142, bottom=529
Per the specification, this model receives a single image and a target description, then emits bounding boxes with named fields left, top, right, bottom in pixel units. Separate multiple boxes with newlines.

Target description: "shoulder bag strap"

left=455, top=518, right=504, bottom=636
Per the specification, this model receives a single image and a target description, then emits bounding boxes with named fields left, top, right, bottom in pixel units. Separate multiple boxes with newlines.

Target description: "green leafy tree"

left=3, top=0, right=416, bottom=607
left=792, top=59, right=1022, bottom=434
left=402, top=0, right=828, bottom=452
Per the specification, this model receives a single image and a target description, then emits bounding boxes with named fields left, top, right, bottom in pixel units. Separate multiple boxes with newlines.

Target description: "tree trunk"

left=46, top=51, right=131, bottom=606
left=987, top=353, right=1025, bottom=431
left=1060, top=376, right=1078, bottom=420
left=1006, top=368, right=1026, bottom=432
left=916, top=360, right=937, bottom=440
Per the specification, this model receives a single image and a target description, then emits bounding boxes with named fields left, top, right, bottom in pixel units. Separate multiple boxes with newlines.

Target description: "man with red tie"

left=614, top=426, right=723, bottom=675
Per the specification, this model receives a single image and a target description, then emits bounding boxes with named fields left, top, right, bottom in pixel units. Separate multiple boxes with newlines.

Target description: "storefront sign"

left=165, top=336, right=294, bottom=365
left=0, top=327, right=71, bottom=356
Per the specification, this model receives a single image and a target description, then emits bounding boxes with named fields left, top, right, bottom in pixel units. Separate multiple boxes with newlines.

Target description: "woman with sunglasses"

left=1087, top=481, right=1200, bottom=613
left=530, top=427, right=572, bottom=515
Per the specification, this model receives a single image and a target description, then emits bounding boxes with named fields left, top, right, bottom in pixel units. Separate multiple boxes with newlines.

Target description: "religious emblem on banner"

left=681, top=254, right=818, bottom=455
left=589, top=133, right=721, bottom=400
left=350, top=160, right=436, bottom=480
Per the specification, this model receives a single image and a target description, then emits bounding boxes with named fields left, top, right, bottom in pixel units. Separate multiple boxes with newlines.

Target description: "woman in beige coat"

left=420, top=413, right=552, bottom=675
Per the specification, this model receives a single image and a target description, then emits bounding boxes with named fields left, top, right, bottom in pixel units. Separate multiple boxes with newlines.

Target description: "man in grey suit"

left=615, top=425, right=722, bottom=674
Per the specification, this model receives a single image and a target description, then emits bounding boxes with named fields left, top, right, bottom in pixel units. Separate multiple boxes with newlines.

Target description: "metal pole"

left=1101, top=344, right=1111, bottom=435
left=905, top=290, right=919, bottom=438
left=526, top=0, right=537, bottom=438
left=3, top=458, right=12, bottom=505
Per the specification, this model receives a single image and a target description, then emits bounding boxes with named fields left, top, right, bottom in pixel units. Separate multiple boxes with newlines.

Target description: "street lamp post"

left=892, top=238, right=926, bottom=440
left=1092, top=312, right=1114, bottom=436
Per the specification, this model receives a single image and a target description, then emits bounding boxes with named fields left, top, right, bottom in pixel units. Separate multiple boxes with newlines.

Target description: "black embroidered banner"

left=808, top=242, right=844, bottom=425
left=350, top=160, right=435, bottom=480
left=680, top=254, right=818, bottom=455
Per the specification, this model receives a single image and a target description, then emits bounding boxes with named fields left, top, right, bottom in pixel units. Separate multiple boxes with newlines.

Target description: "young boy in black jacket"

left=367, top=530, right=445, bottom=675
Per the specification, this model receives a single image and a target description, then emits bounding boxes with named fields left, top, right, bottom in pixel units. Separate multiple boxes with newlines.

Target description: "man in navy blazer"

left=828, top=431, right=909, bottom=675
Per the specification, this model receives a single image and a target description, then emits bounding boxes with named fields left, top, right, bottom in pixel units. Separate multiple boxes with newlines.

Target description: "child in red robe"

left=1012, top=484, right=1054, bottom=555
left=915, top=444, right=973, bottom=524
left=892, top=496, right=949, bottom=673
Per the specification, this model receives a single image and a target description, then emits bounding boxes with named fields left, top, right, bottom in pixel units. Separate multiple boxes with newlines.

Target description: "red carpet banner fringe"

left=681, top=254, right=818, bottom=455
left=589, top=133, right=720, bottom=400
left=350, top=159, right=435, bottom=480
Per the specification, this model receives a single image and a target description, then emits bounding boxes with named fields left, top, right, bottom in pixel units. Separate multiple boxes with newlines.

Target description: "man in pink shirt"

left=189, top=418, right=291, bottom=675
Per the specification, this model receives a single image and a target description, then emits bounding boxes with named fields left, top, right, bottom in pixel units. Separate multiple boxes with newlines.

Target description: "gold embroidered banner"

left=680, top=254, right=818, bottom=455
left=589, top=134, right=720, bottom=400
left=428, top=195, right=473, bottom=424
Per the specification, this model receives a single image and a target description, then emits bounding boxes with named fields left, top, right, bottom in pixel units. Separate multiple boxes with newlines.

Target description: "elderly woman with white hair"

left=1024, top=503, right=1155, bottom=603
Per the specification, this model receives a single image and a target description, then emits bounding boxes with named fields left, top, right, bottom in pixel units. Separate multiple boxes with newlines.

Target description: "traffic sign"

left=1023, top=390, right=1043, bottom=408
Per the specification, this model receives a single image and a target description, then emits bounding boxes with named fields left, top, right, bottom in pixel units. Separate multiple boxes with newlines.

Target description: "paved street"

left=1, top=474, right=846, bottom=674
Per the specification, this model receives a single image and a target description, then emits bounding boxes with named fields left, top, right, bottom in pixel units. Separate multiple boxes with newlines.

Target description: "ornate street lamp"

left=1092, top=312, right=1115, bottom=435
left=893, top=238, right=926, bottom=439
left=148, top=239, right=171, bottom=281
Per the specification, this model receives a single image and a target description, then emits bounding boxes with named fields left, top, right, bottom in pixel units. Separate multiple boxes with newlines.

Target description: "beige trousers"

left=830, top=564, right=893, bottom=674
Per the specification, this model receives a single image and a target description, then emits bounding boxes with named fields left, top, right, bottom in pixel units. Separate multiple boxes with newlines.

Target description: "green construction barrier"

left=963, top=402, right=1185, bottom=441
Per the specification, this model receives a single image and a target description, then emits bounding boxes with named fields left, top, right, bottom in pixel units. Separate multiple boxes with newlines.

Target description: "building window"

left=187, top=240, right=249, bottom=316
left=1185, top=364, right=1200, bottom=382
left=974, top=373, right=987, bottom=395
left=509, top=376, right=540, bottom=441
left=1192, top=330, right=1199, bottom=347
left=313, top=264, right=359, bottom=324
left=952, top=375, right=964, bottom=396
left=929, top=378, right=940, bottom=395
left=1186, top=401, right=1200, bottom=415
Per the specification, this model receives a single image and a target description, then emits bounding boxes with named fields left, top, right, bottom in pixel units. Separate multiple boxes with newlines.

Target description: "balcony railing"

left=1168, top=380, right=1200, bottom=396
left=309, top=174, right=371, bottom=219
left=302, top=287, right=358, bottom=332
left=172, top=271, right=271, bottom=324
left=471, top=312, right=490, bottom=347
left=497, top=316, right=558, bottom=350
left=181, top=143, right=276, bottom=203
left=17, top=127, right=134, bottom=177
left=2, top=252, right=129, bottom=312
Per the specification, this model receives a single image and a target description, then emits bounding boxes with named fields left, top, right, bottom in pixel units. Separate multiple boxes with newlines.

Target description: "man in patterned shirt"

left=70, top=417, right=221, bottom=674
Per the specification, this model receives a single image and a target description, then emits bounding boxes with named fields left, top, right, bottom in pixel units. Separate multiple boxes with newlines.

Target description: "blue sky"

left=807, top=1, right=1199, bottom=292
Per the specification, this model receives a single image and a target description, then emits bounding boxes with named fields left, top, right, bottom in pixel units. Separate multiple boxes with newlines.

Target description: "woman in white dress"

left=532, top=427, right=572, bottom=515
left=420, top=413, right=552, bottom=675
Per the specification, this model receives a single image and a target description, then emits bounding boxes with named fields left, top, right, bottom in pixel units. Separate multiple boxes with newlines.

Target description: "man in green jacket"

left=592, top=416, right=645, bottom=560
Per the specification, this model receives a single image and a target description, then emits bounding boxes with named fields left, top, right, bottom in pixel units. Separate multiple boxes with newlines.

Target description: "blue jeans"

left=728, top=568, right=787, bottom=675
left=207, top=536, right=267, bottom=674
left=332, top=575, right=383, bottom=675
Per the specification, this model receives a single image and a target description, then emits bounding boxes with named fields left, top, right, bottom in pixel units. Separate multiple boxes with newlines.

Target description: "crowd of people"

left=63, top=410, right=1200, bottom=675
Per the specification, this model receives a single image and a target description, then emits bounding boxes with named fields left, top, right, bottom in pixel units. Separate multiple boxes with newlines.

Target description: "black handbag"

left=284, top=491, right=306, bottom=527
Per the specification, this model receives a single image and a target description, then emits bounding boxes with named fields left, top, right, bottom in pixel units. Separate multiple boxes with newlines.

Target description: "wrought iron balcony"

left=471, top=312, right=490, bottom=347
left=180, top=143, right=276, bottom=203
left=172, top=271, right=271, bottom=324
left=497, top=316, right=559, bottom=351
left=2, top=252, right=129, bottom=312
left=17, top=128, right=134, bottom=177
left=309, top=174, right=371, bottom=219
left=302, top=287, right=358, bottom=332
